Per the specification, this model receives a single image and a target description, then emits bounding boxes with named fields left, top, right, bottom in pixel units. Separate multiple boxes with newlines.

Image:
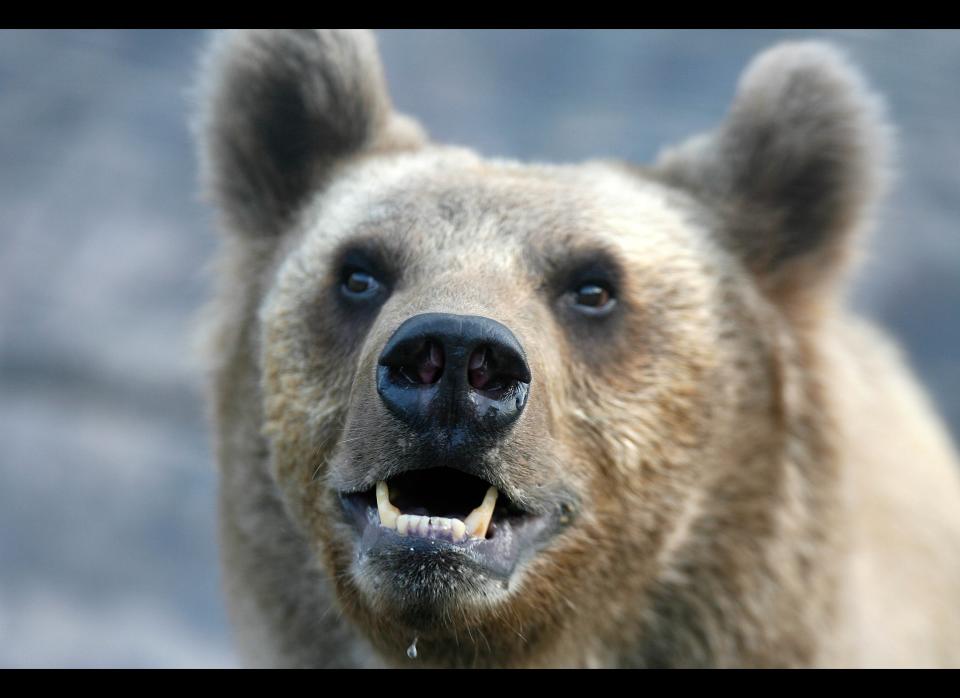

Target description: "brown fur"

left=194, top=30, right=960, bottom=667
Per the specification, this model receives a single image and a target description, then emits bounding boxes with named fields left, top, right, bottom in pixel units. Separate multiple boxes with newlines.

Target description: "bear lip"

left=338, top=467, right=575, bottom=580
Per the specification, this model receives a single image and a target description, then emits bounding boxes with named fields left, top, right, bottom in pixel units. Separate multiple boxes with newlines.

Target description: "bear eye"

left=342, top=269, right=380, bottom=298
left=570, top=282, right=616, bottom=315
left=575, top=284, right=609, bottom=307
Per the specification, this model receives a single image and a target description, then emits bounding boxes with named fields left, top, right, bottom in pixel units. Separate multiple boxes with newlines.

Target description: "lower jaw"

left=343, top=545, right=498, bottom=641
left=339, top=546, right=574, bottom=669
left=325, top=513, right=579, bottom=666
left=356, top=513, right=540, bottom=579
left=340, top=510, right=558, bottom=624
left=343, top=550, right=541, bottom=666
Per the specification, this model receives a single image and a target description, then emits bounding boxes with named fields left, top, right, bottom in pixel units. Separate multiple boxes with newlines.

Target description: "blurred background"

left=1, top=29, right=957, bottom=668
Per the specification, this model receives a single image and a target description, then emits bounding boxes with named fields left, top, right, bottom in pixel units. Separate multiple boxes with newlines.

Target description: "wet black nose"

left=376, top=313, right=531, bottom=450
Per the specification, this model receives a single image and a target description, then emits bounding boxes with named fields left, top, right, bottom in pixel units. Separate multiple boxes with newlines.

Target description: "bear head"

left=197, top=30, right=889, bottom=667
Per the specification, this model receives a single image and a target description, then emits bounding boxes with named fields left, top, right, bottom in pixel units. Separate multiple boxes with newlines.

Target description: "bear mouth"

left=339, top=467, right=570, bottom=579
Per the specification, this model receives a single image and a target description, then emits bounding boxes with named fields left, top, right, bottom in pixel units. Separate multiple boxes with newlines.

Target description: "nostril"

left=468, top=346, right=489, bottom=390
left=467, top=344, right=527, bottom=394
left=419, top=341, right=444, bottom=385
left=392, top=340, right=444, bottom=386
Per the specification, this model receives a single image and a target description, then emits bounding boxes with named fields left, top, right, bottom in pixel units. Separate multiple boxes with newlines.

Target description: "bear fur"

left=194, top=29, right=960, bottom=667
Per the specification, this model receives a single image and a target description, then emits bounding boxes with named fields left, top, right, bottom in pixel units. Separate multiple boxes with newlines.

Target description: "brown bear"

left=195, top=29, right=960, bottom=667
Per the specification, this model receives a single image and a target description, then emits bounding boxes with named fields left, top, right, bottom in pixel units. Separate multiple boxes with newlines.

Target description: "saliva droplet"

left=406, top=636, right=418, bottom=660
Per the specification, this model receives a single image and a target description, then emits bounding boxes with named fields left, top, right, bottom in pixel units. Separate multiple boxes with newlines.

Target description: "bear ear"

left=195, top=29, right=426, bottom=239
left=653, top=42, right=892, bottom=307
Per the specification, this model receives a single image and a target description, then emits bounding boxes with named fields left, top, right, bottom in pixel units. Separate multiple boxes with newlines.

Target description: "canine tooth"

left=397, top=514, right=411, bottom=536
left=376, top=481, right=400, bottom=529
left=450, top=518, right=466, bottom=542
left=464, top=486, right=499, bottom=539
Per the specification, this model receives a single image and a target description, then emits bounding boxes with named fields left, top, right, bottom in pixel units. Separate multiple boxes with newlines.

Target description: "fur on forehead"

left=287, top=146, right=721, bottom=283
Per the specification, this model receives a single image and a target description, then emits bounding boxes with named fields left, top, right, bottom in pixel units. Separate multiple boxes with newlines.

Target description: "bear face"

left=257, top=154, right=774, bottom=663
left=197, top=31, right=958, bottom=667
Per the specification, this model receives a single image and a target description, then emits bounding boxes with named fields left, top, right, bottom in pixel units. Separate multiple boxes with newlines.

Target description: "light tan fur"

left=194, top=30, right=960, bottom=667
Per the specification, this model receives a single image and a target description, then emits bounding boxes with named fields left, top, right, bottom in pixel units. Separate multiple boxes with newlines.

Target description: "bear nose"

left=376, top=313, right=532, bottom=446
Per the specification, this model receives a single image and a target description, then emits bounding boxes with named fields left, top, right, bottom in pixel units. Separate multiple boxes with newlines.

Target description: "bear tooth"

left=406, top=514, right=420, bottom=535
left=464, top=486, right=498, bottom=539
left=376, top=481, right=400, bottom=529
left=417, top=515, right=431, bottom=537
left=450, top=518, right=466, bottom=542
left=389, top=502, right=490, bottom=543
left=396, top=513, right=411, bottom=536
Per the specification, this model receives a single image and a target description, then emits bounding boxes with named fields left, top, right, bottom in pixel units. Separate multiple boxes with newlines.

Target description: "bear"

left=194, top=29, right=960, bottom=668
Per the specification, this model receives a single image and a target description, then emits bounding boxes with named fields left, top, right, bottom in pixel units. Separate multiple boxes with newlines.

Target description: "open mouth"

left=339, top=467, right=564, bottom=579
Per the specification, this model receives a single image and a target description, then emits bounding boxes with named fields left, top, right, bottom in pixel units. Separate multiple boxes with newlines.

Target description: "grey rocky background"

left=0, top=29, right=957, bottom=667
